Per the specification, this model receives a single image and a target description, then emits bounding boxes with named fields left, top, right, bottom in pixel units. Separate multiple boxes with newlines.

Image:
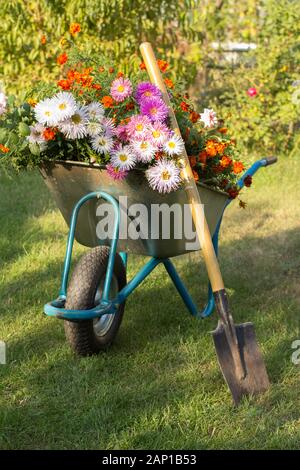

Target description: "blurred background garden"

left=1, top=0, right=300, bottom=157
left=1, top=0, right=300, bottom=450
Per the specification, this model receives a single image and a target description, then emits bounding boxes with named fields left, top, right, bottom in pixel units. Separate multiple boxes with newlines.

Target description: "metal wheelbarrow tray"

left=40, top=160, right=228, bottom=258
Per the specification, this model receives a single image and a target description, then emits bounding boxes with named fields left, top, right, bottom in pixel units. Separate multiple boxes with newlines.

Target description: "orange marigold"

left=157, top=59, right=168, bottom=73
left=125, top=102, right=135, bottom=111
left=139, top=62, right=146, bottom=71
left=69, top=23, right=81, bottom=35
left=205, top=140, right=218, bottom=157
left=57, top=79, right=72, bottom=90
left=164, top=78, right=174, bottom=89
left=40, top=35, right=47, bottom=45
left=155, top=151, right=164, bottom=160
left=0, top=144, right=9, bottom=153
left=101, top=96, right=114, bottom=108
left=212, top=164, right=224, bottom=174
left=108, top=67, right=115, bottom=74
left=220, top=156, right=232, bottom=168
left=216, top=142, right=226, bottom=155
left=233, top=161, right=245, bottom=174
left=43, top=128, right=56, bottom=141
left=180, top=101, right=189, bottom=112
left=228, top=187, right=239, bottom=199
left=189, top=111, right=200, bottom=123
left=57, top=53, right=68, bottom=65
left=218, top=127, right=228, bottom=134
left=244, top=175, right=252, bottom=187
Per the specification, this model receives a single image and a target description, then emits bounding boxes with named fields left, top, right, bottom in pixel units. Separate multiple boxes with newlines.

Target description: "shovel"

left=140, top=42, right=270, bottom=404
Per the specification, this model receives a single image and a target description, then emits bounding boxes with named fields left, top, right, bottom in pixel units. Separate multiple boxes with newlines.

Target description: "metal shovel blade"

left=212, top=322, right=270, bottom=405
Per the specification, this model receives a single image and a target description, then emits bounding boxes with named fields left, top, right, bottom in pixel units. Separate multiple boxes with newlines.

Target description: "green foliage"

left=206, top=0, right=300, bottom=156
left=1, top=0, right=299, bottom=157
left=0, top=0, right=202, bottom=95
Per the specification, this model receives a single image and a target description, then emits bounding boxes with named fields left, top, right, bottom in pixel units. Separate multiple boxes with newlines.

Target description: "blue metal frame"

left=44, top=158, right=270, bottom=321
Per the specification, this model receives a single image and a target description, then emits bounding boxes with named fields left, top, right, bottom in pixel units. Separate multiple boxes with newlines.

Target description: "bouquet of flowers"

left=0, top=43, right=251, bottom=200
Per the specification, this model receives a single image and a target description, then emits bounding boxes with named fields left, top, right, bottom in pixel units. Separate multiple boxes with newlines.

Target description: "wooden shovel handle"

left=139, top=42, right=225, bottom=292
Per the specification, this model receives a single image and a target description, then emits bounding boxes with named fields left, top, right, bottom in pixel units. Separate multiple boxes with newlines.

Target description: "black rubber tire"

left=64, top=246, right=126, bottom=356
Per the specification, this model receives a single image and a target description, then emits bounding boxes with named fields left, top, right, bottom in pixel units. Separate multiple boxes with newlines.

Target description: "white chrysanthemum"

left=87, top=102, right=105, bottom=121
left=101, top=117, right=115, bottom=137
left=146, top=159, right=181, bottom=193
left=26, top=123, right=46, bottom=145
left=87, top=120, right=104, bottom=136
left=91, top=134, right=114, bottom=154
left=0, top=91, right=7, bottom=115
left=110, top=146, right=136, bottom=170
left=199, top=108, right=218, bottom=128
left=52, top=92, right=77, bottom=122
left=163, top=133, right=185, bottom=156
left=59, top=106, right=89, bottom=139
left=131, top=139, right=156, bottom=163
left=34, top=98, right=58, bottom=126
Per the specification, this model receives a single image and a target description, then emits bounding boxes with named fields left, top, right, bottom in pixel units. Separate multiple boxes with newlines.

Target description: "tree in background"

left=1, top=0, right=299, bottom=156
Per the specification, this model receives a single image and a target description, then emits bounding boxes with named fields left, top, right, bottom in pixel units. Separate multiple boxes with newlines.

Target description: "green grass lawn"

left=0, top=157, right=300, bottom=449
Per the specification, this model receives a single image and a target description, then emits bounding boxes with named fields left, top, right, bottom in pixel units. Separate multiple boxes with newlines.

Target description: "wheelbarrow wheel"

left=64, top=246, right=126, bottom=356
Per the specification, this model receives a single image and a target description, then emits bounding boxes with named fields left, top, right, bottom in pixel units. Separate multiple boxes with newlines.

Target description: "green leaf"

left=29, top=143, right=41, bottom=156
left=18, top=122, right=30, bottom=136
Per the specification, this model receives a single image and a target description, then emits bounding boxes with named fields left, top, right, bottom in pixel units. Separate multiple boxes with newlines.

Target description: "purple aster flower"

left=140, top=97, right=169, bottom=122
left=135, top=82, right=162, bottom=104
left=110, top=77, right=133, bottom=102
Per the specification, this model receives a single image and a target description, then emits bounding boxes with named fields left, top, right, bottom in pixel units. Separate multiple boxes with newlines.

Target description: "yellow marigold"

left=27, top=98, right=37, bottom=107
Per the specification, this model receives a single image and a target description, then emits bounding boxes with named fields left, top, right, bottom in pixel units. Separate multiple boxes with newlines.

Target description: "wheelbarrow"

left=41, top=156, right=277, bottom=357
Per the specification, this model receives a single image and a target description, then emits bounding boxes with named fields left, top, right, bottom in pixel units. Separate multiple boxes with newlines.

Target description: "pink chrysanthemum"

left=146, top=159, right=181, bottom=193
left=135, top=82, right=162, bottom=103
left=106, top=163, right=128, bottom=180
left=148, top=122, right=170, bottom=147
left=114, top=124, right=129, bottom=142
left=140, top=97, right=169, bottom=122
left=110, top=77, right=132, bottom=102
left=126, top=114, right=151, bottom=138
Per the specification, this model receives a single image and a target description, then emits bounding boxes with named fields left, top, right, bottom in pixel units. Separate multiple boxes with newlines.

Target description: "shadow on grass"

left=1, top=170, right=300, bottom=449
